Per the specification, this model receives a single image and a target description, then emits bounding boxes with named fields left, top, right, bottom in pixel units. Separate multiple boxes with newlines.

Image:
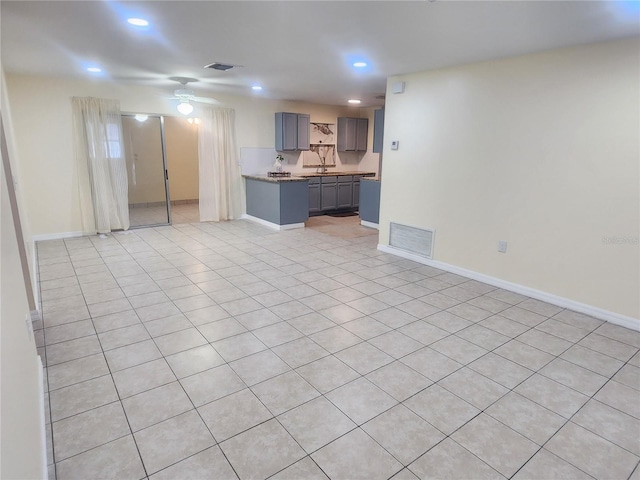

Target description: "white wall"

left=380, top=38, right=640, bottom=320
left=5, top=75, right=377, bottom=235
left=0, top=69, right=46, bottom=480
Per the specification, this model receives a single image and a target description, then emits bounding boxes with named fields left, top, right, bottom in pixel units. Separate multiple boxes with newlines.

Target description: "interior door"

left=122, top=115, right=171, bottom=227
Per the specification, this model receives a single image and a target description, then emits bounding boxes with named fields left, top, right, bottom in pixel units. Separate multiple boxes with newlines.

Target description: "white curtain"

left=198, top=107, right=242, bottom=222
left=72, top=97, right=129, bottom=234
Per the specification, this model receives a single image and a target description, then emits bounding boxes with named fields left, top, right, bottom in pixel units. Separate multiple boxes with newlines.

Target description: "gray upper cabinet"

left=356, top=118, right=368, bottom=151
left=275, top=112, right=310, bottom=151
left=297, top=114, right=310, bottom=150
left=337, top=117, right=368, bottom=152
left=373, top=108, right=384, bottom=153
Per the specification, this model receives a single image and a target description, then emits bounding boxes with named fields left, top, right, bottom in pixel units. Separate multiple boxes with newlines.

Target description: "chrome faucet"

left=319, top=155, right=327, bottom=174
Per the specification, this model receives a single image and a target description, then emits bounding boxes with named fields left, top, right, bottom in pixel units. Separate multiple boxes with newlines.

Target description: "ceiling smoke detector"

left=204, top=62, right=241, bottom=71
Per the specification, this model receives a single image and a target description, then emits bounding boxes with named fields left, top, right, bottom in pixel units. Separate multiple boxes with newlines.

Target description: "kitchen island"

left=359, top=177, right=381, bottom=228
left=242, top=175, right=309, bottom=230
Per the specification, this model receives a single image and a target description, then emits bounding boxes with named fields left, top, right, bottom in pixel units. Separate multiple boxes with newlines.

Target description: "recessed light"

left=348, top=99, right=361, bottom=104
left=353, top=62, right=367, bottom=68
left=127, top=18, right=149, bottom=27
left=251, top=85, right=263, bottom=91
left=86, top=67, right=102, bottom=73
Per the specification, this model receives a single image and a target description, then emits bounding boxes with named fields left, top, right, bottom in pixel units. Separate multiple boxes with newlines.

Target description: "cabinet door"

left=275, top=112, right=298, bottom=151
left=321, top=183, right=337, bottom=210
left=309, top=183, right=321, bottom=213
left=353, top=180, right=360, bottom=208
left=373, top=108, right=384, bottom=153
left=356, top=118, right=368, bottom=152
left=337, top=117, right=357, bottom=151
left=297, top=114, right=310, bottom=151
left=337, top=181, right=353, bottom=209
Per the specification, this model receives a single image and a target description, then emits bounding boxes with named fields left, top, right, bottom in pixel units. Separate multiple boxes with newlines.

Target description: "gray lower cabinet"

left=337, top=176, right=353, bottom=209
left=321, top=176, right=338, bottom=210
left=359, top=179, right=381, bottom=224
left=308, top=179, right=321, bottom=213
left=353, top=179, right=361, bottom=208
left=308, top=173, right=374, bottom=214
left=245, top=178, right=310, bottom=226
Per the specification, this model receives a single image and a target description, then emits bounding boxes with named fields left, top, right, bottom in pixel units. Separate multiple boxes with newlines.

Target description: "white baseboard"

left=33, top=244, right=40, bottom=309
left=38, top=355, right=48, bottom=480
left=378, top=244, right=639, bottom=331
left=241, top=214, right=305, bottom=231
left=361, top=220, right=379, bottom=230
left=32, top=231, right=84, bottom=242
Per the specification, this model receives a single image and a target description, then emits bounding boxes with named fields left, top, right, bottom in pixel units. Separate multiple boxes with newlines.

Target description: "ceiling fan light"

left=177, top=101, right=194, bottom=115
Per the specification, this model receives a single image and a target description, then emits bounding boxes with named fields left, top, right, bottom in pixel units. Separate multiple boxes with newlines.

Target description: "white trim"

left=241, top=214, right=305, bottom=231
left=360, top=220, right=379, bottom=230
left=38, top=355, right=48, bottom=480
left=378, top=244, right=640, bottom=331
left=32, top=243, right=40, bottom=308
left=32, top=231, right=84, bottom=242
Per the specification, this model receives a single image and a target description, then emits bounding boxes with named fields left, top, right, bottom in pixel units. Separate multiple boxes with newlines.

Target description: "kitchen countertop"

left=295, top=171, right=376, bottom=178
left=243, top=172, right=377, bottom=182
left=242, top=174, right=308, bottom=183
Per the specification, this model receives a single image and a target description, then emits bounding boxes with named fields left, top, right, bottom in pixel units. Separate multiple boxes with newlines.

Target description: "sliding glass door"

left=122, top=115, right=171, bottom=227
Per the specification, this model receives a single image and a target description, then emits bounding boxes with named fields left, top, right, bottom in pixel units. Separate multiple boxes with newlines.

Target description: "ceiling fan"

left=169, top=76, right=221, bottom=115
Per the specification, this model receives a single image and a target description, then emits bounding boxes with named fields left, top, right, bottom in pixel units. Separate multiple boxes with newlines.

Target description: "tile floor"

left=35, top=217, right=640, bottom=480
left=129, top=203, right=201, bottom=228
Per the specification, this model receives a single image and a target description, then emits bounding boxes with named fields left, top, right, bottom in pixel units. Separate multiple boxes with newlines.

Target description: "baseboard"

left=38, top=355, right=48, bottom=480
left=32, top=243, right=40, bottom=309
left=361, top=220, right=379, bottom=230
left=32, top=231, right=84, bottom=242
left=240, top=214, right=305, bottom=231
left=378, top=244, right=639, bottom=331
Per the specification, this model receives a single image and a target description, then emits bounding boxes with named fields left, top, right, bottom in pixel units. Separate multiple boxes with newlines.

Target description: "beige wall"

left=1, top=69, right=46, bottom=479
left=165, top=116, right=199, bottom=201
left=4, top=75, right=377, bottom=235
left=380, top=38, right=640, bottom=320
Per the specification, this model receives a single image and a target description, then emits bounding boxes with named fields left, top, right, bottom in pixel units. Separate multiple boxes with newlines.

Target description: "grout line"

left=37, top=219, right=640, bottom=480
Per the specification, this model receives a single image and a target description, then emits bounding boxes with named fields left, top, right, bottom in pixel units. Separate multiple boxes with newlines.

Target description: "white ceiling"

left=2, top=1, right=639, bottom=107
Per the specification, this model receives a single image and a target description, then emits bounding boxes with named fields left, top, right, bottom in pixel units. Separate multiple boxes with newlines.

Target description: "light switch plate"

left=391, top=140, right=399, bottom=150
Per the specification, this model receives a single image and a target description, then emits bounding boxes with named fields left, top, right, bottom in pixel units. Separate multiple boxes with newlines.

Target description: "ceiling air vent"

left=204, top=62, right=240, bottom=71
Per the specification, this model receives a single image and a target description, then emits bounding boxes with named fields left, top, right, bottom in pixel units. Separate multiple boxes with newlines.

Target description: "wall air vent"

left=389, top=222, right=435, bottom=259
left=204, top=62, right=241, bottom=71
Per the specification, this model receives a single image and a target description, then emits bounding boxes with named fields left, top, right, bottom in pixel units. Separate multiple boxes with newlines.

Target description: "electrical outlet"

left=498, top=240, right=508, bottom=253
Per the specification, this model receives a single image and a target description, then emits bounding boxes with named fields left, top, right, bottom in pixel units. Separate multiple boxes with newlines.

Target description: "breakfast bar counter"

left=242, top=175, right=309, bottom=230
